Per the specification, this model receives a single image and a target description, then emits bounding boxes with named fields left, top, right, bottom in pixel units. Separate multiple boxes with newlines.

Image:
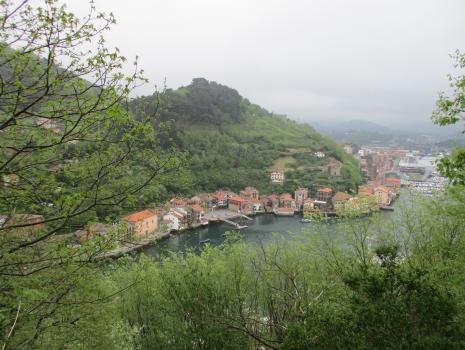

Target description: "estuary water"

left=141, top=190, right=426, bottom=257
left=142, top=209, right=401, bottom=257
left=142, top=214, right=310, bottom=256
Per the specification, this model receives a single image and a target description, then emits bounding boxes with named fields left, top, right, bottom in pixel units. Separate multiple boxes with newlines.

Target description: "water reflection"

left=142, top=215, right=306, bottom=257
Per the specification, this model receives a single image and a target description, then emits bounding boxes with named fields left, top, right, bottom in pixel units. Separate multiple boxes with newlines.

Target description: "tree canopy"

left=0, top=1, right=180, bottom=347
left=433, top=50, right=465, bottom=185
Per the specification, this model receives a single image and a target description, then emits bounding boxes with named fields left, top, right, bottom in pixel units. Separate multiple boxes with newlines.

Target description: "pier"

left=216, top=217, right=248, bottom=229
left=203, top=209, right=251, bottom=229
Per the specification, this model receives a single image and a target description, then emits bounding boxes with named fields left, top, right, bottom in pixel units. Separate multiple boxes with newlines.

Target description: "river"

left=141, top=189, right=431, bottom=257
left=143, top=214, right=309, bottom=256
left=142, top=208, right=400, bottom=257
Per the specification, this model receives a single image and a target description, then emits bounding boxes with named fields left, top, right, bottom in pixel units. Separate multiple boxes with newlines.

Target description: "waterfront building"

left=317, top=187, right=333, bottom=202
left=374, top=186, right=392, bottom=206
left=260, top=196, right=274, bottom=212
left=279, top=193, right=295, bottom=209
left=294, top=187, right=309, bottom=210
left=213, top=191, right=229, bottom=208
left=160, top=219, right=175, bottom=232
left=195, top=193, right=217, bottom=209
left=121, top=209, right=158, bottom=237
left=384, top=177, right=401, bottom=191
left=163, top=211, right=183, bottom=231
left=228, top=196, right=248, bottom=212
left=268, top=194, right=280, bottom=210
left=332, top=192, right=352, bottom=210
left=303, top=198, right=316, bottom=213
left=240, top=187, right=259, bottom=200
left=191, top=204, right=205, bottom=222
left=250, top=198, right=264, bottom=213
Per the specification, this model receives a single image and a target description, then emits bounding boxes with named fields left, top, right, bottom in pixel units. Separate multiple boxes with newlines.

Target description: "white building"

left=270, top=169, right=284, bottom=184
left=343, top=144, right=354, bottom=154
left=163, top=211, right=183, bottom=231
left=252, top=201, right=264, bottom=213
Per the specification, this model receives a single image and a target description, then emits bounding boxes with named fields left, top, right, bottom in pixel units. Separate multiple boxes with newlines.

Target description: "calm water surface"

left=143, top=214, right=309, bottom=256
left=140, top=190, right=424, bottom=258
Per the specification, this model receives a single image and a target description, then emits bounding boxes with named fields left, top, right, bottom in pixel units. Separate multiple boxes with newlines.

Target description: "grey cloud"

left=65, top=0, right=465, bottom=128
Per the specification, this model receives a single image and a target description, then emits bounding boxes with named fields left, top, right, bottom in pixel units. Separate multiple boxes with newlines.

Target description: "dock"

left=214, top=217, right=248, bottom=229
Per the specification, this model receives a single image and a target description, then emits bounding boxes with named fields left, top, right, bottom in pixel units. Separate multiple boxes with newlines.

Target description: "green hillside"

left=130, top=78, right=362, bottom=196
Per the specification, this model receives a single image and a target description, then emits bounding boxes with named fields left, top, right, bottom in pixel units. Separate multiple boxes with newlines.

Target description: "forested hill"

left=130, top=78, right=362, bottom=195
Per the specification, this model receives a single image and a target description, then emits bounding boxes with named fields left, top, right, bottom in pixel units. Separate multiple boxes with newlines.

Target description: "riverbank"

left=99, top=230, right=171, bottom=259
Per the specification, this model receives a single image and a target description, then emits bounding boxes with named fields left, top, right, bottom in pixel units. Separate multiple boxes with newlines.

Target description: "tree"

left=433, top=50, right=465, bottom=185
left=0, top=0, right=180, bottom=347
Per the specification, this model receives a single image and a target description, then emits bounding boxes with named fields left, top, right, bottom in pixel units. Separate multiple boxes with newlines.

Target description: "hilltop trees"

left=0, top=0, right=179, bottom=347
left=130, top=80, right=363, bottom=195
left=131, top=78, right=243, bottom=126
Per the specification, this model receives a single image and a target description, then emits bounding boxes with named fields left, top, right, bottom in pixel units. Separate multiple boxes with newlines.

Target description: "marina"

left=406, top=170, right=448, bottom=196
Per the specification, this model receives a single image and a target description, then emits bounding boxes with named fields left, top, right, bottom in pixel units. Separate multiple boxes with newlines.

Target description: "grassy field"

left=269, top=156, right=297, bottom=171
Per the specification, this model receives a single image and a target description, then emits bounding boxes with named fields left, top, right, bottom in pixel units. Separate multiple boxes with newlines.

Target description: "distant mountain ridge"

left=312, top=118, right=462, bottom=137
left=312, top=119, right=393, bottom=134
left=310, top=117, right=463, bottom=151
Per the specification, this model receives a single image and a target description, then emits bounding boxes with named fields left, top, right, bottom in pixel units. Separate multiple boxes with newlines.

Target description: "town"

left=0, top=143, right=446, bottom=257
left=70, top=144, right=417, bottom=253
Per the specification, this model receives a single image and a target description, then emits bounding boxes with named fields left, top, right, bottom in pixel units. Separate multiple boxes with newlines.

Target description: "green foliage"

left=0, top=1, right=180, bottom=347
left=1, top=1, right=463, bottom=348
left=433, top=50, right=465, bottom=184
left=102, top=188, right=465, bottom=349
left=130, top=80, right=363, bottom=195
left=343, top=247, right=461, bottom=349
left=436, top=148, right=465, bottom=186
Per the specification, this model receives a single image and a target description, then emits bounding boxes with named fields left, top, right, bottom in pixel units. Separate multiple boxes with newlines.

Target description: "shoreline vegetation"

left=101, top=186, right=465, bottom=349
left=1, top=1, right=464, bottom=349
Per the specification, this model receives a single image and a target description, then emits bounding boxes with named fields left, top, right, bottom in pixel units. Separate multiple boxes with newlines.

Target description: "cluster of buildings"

left=346, top=145, right=408, bottom=182
left=357, top=177, right=400, bottom=207
left=399, top=152, right=437, bottom=175
left=1, top=143, right=407, bottom=246
left=104, top=179, right=402, bottom=240
left=341, top=145, right=403, bottom=208
left=1, top=176, right=403, bottom=246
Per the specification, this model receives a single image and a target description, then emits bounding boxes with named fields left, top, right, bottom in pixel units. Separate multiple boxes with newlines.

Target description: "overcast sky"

left=66, top=0, right=465, bottom=128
